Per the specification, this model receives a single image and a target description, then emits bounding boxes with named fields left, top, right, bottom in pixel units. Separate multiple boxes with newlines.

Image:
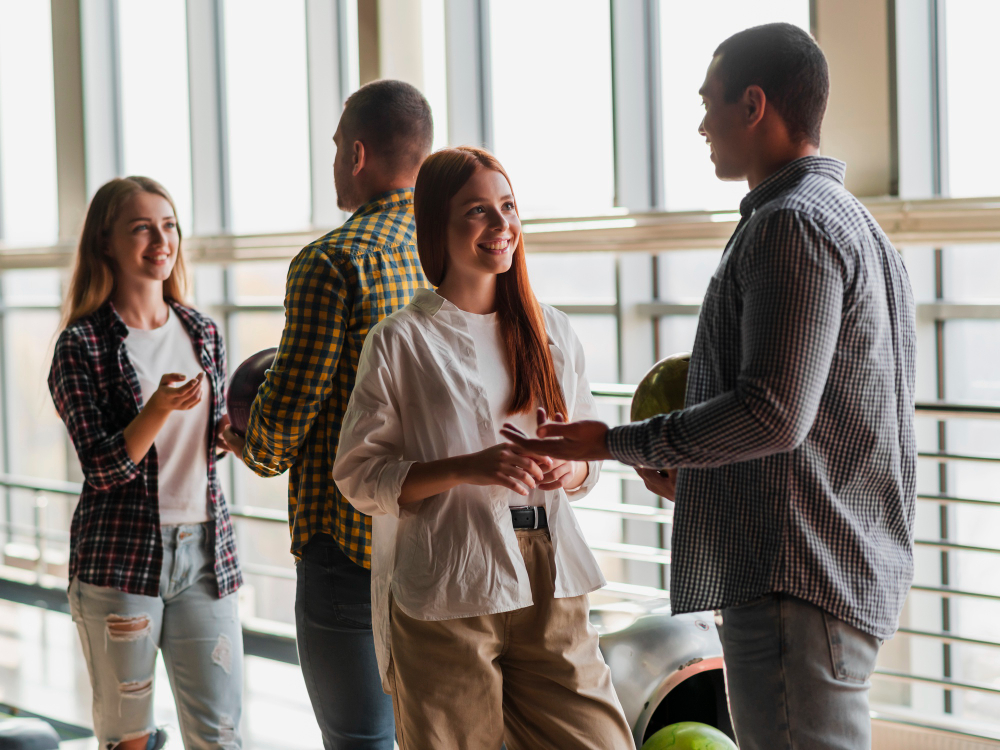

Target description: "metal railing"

left=1, top=396, right=1000, bottom=696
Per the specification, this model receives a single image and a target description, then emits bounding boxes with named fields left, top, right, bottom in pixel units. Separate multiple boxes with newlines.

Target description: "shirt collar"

left=739, top=155, right=846, bottom=217
left=410, top=287, right=447, bottom=316
left=349, top=188, right=415, bottom=221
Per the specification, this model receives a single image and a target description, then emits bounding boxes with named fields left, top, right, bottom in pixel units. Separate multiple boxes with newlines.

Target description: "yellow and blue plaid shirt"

left=243, top=189, right=428, bottom=566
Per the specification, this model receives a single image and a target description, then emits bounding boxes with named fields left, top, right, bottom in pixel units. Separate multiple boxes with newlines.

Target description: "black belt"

left=510, top=506, right=547, bottom=530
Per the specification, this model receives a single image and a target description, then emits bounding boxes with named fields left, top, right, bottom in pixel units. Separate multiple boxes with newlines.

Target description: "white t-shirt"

left=459, top=310, right=544, bottom=507
left=125, top=308, right=211, bottom=525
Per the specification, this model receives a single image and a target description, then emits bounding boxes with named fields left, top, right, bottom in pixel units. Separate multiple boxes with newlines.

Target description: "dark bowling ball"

left=226, top=347, right=277, bottom=435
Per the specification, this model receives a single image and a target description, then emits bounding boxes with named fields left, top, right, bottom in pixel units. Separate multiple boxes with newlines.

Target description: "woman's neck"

left=436, top=272, right=498, bottom=315
left=112, top=280, right=170, bottom=329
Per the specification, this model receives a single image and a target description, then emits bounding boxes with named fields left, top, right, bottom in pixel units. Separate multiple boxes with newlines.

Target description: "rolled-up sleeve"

left=48, top=332, right=140, bottom=490
left=607, top=210, right=846, bottom=469
left=332, top=328, right=415, bottom=517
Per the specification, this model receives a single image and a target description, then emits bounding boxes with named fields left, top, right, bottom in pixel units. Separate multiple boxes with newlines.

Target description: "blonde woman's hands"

left=123, top=372, right=205, bottom=465
left=146, top=372, right=204, bottom=415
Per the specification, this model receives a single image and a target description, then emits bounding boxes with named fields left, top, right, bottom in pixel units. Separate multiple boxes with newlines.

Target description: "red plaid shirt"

left=48, top=301, right=242, bottom=597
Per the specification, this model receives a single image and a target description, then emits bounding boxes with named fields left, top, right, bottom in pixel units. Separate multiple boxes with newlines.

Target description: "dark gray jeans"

left=295, top=534, right=395, bottom=750
left=717, top=593, right=882, bottom=750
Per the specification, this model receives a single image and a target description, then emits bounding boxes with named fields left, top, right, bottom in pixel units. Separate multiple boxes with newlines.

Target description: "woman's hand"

left=146, top=372, right=204, bottom=415
left=398, top=443, right=548, bottom=506
left=461, top=443, right=547, bottom=497
left=123, top=372, right=205, bottom=465
left=538, top=457, right=585, bottom=491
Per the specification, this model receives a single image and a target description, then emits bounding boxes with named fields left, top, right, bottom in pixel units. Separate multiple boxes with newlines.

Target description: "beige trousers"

left=387, top=529, right=636, bottom=750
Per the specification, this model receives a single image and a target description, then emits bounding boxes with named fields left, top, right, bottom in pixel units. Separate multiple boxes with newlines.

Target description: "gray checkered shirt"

left=608, top=156, right=916, bottom=639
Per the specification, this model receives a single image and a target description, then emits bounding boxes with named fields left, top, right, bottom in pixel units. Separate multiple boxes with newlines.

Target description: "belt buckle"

left=531, top=506, right=539, bottom=530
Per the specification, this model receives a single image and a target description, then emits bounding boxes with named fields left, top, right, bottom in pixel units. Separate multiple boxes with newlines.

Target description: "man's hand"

left=221, top=425, right=246, bottom=456
left=215, top=416, right=234, bottom=454
left=500, top=408, right=612, bottom=462
left=637, top=467, right=677, bottom=500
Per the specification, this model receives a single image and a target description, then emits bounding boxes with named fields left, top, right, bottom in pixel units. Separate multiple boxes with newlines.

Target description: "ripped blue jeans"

left=69, top=523, right=244, bottom=749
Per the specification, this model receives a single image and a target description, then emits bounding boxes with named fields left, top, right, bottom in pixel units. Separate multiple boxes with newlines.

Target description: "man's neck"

left=357, top=176, right=419, bottom=207
left=746, top=142, right=820, bottom=190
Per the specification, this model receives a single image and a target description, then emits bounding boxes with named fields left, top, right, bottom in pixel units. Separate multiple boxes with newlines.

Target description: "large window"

left=118, top=0, right=194, bottom=230
left=944, top=0, right=1000, bottom=198
left=223, top=0, right=312, bottom=233
left=0, top=1, right=58, bottom=245
left=488, top=0, right=615, bottom=217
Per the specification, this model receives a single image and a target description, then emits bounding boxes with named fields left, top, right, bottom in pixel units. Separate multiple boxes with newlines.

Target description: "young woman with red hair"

left=333, top=147, right=634, bottom=749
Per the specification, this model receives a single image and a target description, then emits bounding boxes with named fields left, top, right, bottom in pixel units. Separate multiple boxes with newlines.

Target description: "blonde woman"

left=48, top=177, right=243, bottom=750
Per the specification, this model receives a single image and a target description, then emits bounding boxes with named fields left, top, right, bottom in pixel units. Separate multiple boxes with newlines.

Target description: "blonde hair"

left=62, top=176, right=189, bottom=328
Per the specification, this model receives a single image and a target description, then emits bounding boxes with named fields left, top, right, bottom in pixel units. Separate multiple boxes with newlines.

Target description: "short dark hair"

left=341, top=79, right=433, bottom=171
left=714, top=23, right=829, bottom=146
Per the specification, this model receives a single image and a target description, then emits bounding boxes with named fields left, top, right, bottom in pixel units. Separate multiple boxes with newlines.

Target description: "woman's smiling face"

left=105, top=191, right=180, bottom=285
left=444, top=167, right=521, bottom=283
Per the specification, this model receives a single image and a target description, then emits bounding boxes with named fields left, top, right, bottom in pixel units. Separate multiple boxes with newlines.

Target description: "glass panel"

left=4, top=310, right=66, bottom=480
left=943, top=245, right=1000, bottom=301
left=945, top=0, right=1000, bottom=198
left=420, top=0, right=449, bottom=150
left=0, top=0, right=58, bottom=245
left=224, top=0, right=312, bottom=233
left=657, top=317, right=699, bottom=359
left=941, top=320, right=1000, bottom=722
left=659, top=1, right=811, bottom=211
left=488, top=0, right=615, bottom=218
left=227, top=310, right=288, bottom=512
left=230, top=261, right=290, bottom=305
left=1, top=269, right=62, bottom=307
left=567, top=315, right=618, bottom=384
left=526, top=252, right=616, bottom=305
left=118, top=0, right=193, bottom=231
left=658, top=249, right=723, bottom=301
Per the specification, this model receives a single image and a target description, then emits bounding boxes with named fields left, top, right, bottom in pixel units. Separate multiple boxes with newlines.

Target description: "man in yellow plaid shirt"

left=225, top=80, right=431, bottom=749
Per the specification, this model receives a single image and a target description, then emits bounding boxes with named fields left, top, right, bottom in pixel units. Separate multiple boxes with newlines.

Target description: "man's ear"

left=743, top=85, right=767, bottom=129
left=352, top=139, right=367, bottom=177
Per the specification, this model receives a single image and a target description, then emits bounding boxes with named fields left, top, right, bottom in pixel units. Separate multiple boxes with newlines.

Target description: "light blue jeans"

left=69, top=523, right=244, bottom=749
left=716, top=593, right=882, bottom=750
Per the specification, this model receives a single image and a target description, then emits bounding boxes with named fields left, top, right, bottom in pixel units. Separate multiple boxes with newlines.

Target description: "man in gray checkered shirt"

left=502, top=22, right=916, bottom=750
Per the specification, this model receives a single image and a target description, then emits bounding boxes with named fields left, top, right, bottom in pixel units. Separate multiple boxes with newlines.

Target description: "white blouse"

left=333, top=288, right=606, bottom=687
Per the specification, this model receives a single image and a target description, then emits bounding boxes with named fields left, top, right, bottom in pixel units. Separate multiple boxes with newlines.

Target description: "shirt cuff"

left=376, top=460, right=417, bottom=518
left=606, top=423, right=653, bottom=467
left=566, top=459, right=600, bottom=495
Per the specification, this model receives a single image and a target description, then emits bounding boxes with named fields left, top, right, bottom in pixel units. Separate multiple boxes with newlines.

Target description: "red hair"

left=415, top=147, right=567, bottom=418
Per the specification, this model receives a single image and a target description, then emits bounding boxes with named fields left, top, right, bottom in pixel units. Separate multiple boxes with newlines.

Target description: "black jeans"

left=295, top=534, right=394, bottom=749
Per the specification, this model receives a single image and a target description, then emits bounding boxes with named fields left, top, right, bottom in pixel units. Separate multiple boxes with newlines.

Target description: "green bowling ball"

left=631, top=352, right=691, bottom=422
left=640, top=721, right=737, bottom=750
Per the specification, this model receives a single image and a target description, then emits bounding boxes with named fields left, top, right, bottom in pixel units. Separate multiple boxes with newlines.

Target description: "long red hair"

left=415, top=147, right=567, bottom=418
